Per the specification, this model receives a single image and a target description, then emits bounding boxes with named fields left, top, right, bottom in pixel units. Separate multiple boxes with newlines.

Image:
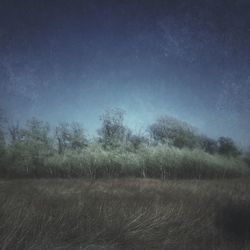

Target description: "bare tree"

left=21, top=118, right=51, bottom=146
left=55, top=122, right=87, bottom=154
left=9, top=122, right=22, bottom=143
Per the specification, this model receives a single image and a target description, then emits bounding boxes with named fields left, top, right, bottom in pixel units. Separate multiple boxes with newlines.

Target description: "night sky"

left=0, top=0, right=250, bottom=146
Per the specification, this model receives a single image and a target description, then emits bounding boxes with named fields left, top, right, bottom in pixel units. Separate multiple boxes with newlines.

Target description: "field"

left=1, top=113, right=250, bottom=249
left=0, top=178, right=249, bottom=250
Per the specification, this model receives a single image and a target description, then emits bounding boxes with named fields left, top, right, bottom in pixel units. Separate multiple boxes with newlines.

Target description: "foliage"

left=98, top=108, right=127, bottom=149
left=243, top=146, right=250, bottom=167
left=3, top=143, right=249, bottom=179
left=55, top=122, right=87, bottom=154
left=7, top=118, right=53, bottom=177
left=148, top=115, right=198, bottom=149
left=0, top=129, right=5, bottom=151
left=217, top=137, right=241, bottom=157
left=0, top=112, right=249, bottom=179
left=126, top=131, right=149, bottom=151
left=0, top=108, right=6, bottom=148
left=20, top=117, right=51, bottom=147
left=0, top=109, right=7, bottom=175
left=198, top=135, right=218, bottom=154
left=8, top=122, right=23, bottom=143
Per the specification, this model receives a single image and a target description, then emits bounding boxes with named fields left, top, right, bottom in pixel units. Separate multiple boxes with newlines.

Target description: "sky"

left=0, top=0, right=250, bottom=147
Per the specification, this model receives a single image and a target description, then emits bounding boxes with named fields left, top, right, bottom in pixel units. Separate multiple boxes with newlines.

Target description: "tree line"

left=0, top=108, right=249, bottom=178
left=0, top=108, right=243, bottom=157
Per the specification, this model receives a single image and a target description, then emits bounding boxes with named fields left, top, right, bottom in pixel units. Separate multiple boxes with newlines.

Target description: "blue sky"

left=0, top=0, right=250, bottom=147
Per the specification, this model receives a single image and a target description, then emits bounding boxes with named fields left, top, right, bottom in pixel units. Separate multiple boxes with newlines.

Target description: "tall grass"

left=2, top=144, right=249, bottom=179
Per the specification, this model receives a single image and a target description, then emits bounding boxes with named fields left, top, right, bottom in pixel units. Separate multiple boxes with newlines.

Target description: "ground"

left=0, top=178, right=249, bottom=250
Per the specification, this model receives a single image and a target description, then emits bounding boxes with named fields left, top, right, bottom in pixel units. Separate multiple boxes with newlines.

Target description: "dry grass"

left=0, top=178, right=249, bottom=250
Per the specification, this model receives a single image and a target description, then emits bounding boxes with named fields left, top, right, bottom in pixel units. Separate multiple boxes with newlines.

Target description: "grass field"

left=0, top=178, right=249, bottom=250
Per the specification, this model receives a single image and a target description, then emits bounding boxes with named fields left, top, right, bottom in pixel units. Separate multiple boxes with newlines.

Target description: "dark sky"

left=0, top=0, right=250, bottom=146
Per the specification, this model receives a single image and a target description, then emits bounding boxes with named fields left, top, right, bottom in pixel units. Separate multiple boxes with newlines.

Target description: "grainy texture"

left=0, top=178, right=249, bottom=250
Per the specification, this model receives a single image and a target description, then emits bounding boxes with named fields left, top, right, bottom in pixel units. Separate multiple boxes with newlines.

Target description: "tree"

left=0, top=108, right=6, bottom=151
left=55, top=122, right=87, bottom=154
left=217, top=137, right=241, bottom=157
left=148, top=115, right=198, bottom=149
left=243, top=146, right=250, bottom=166
left=9, top=122, right=23, bottom=143
left=7, top=118, right=52, bottom=176
left=23, top=117, right=51, bottom=146
left=127, top=134, right=148, bottom=150
left=21, top=118, right=52, bottom=154
left=0, top=108, right=6, bottom=174
left=98, top=108, right=127, bottom=149
left=198, top=135, right=218, bottom=154
left=0, top=130, right=4, bottom=149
